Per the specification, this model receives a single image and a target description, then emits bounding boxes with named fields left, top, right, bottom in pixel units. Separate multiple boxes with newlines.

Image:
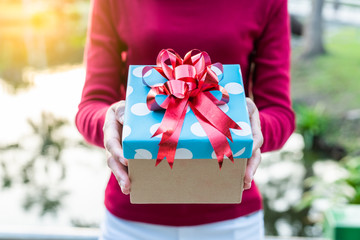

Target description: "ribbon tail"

left=152, top=95, right=188, bottom=139
left=191, top=92, right=241, bottom=142
left=203, top=87, right=229, bottom=105
left=155, top=97, right=188, bottom=168
left=192, top=106, right=234, bottom=169
left=156, top=131, right=177, bottom=168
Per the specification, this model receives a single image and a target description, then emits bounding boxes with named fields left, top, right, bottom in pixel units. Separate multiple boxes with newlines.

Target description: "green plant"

left=294, top=103, right=330, bottom=150
left=0, top=112, right=70, bottom=216
left=343, top=156, right=360, bottom=204
left=298, top=156, right=360, bottom=211
left=291, top=27, right=360, bottom=114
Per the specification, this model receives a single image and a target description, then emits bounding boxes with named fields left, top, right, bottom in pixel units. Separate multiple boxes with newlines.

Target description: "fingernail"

left=120, top=157, right=128, bottom=166
left=120, top=180, right=125, bottom=190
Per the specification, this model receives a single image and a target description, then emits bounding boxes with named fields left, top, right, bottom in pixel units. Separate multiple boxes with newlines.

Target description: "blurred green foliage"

left=344, top=157, right=360, bottom=204
left=294, top=103, right=330, bottom=150
left=291, top=29, right=360, bottom=231
left=22, top=112, right=69, bottom=216
left=292, top=27, right=360, bottom=114
left=0, top=113, right=70, bottom=216
left=298, top=156, right=360, bottom=212
left=23, top=187, right=69, bottom=217
left=263, top=26, right=360, bottom=237
left=0, top=144, right=20, bottom=188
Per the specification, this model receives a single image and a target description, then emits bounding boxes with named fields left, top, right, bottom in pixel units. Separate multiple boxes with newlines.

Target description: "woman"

left=76, top=0, right=295, bottom=239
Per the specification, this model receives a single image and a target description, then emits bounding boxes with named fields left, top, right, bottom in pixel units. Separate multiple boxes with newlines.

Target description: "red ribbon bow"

left=142, top=49, right=241, bottom=168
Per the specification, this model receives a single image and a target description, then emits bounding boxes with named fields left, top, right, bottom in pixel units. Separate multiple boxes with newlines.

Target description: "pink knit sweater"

left=76, top=0, right=295, bottom=226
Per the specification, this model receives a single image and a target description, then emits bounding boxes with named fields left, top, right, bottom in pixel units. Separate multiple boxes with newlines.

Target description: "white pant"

left=99, top=209, right=264, bottom=240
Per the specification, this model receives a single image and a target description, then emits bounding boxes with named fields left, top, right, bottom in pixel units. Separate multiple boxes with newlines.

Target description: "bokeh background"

left=0, top=0, right=359, bottom=238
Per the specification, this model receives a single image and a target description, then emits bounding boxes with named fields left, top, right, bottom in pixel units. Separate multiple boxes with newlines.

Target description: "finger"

left=113, top=100, right=126, bottom=124
left=104, top=128, right=128, bottom=166
left=243, top=149, right=261, bottom=190
left=107, top=155, right=131, bottom=195
left=243, top=181, right=252, bottom=190
left=246, top=98, right=263, bottom=153
left=251, top=118, right=263, bottom=154
left=105, top=136, right=128, bottom=166
left=246, top=98, right=256, bottom=116
left=103, top=108, right=128, bottom=166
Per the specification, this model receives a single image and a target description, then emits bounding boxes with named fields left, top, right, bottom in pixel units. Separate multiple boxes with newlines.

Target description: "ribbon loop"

left=164, top=80, right=188, bottom=99
left=174, top=64, right=197, bottom=81
left=142, top=49, right=241, bottom=168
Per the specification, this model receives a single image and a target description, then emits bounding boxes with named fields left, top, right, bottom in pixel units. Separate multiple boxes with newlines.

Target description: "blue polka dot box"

left=122, top=64, right=253, bottom=162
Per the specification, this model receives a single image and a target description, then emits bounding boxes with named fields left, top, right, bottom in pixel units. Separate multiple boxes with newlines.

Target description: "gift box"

left=122, top=52, right=253, bottom=204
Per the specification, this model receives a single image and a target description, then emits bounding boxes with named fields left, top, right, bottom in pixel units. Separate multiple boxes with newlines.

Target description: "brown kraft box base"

left=129, top=158, right=247, bottom=204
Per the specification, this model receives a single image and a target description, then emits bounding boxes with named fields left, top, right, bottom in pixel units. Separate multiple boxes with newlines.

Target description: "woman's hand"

left=103, top=100, right=131, bottom=195
left=244, top=98, right=264, bottom=190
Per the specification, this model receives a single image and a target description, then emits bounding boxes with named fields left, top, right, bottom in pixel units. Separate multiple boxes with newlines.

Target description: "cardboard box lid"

left=122, top=64, right=253, bottom=160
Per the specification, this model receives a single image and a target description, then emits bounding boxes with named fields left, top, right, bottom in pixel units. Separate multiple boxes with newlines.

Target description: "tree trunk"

left=301, top=0, right=326, bottom=59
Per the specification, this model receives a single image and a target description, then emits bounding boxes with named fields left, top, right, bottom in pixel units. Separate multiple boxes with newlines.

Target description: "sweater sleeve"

left=252, top=0, right=295, bottom=153
left=75, top=0, right=125, bottom=148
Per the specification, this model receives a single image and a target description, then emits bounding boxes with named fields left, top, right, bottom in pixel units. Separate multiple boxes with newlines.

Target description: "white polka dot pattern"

left=175, top=148, right=193, bottom=159
left=133, top=66, right=152, bottom=78
left=126, top=86, right=133, bottom=97
left=150, top=123, right=162, bottom=138
left=218, top=104, right=229, bottom=113
left=211, top=151, right=229, bottom=160
left=231, top=122, right=252, bottom=136
left=233, top=147, right=246, bottom=157
left=122, top=125, right=131, bottom=139
left=134, top=149, right=152, bottom=159
left=131, top=103, right=151, bottom=116
left=211, top=147, right=246, bottom=159
left=210, top=65, right=222, bottom=76
left=224, top=82, right=244, bottom=94
left=190, top=122, right=206, bottom=137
